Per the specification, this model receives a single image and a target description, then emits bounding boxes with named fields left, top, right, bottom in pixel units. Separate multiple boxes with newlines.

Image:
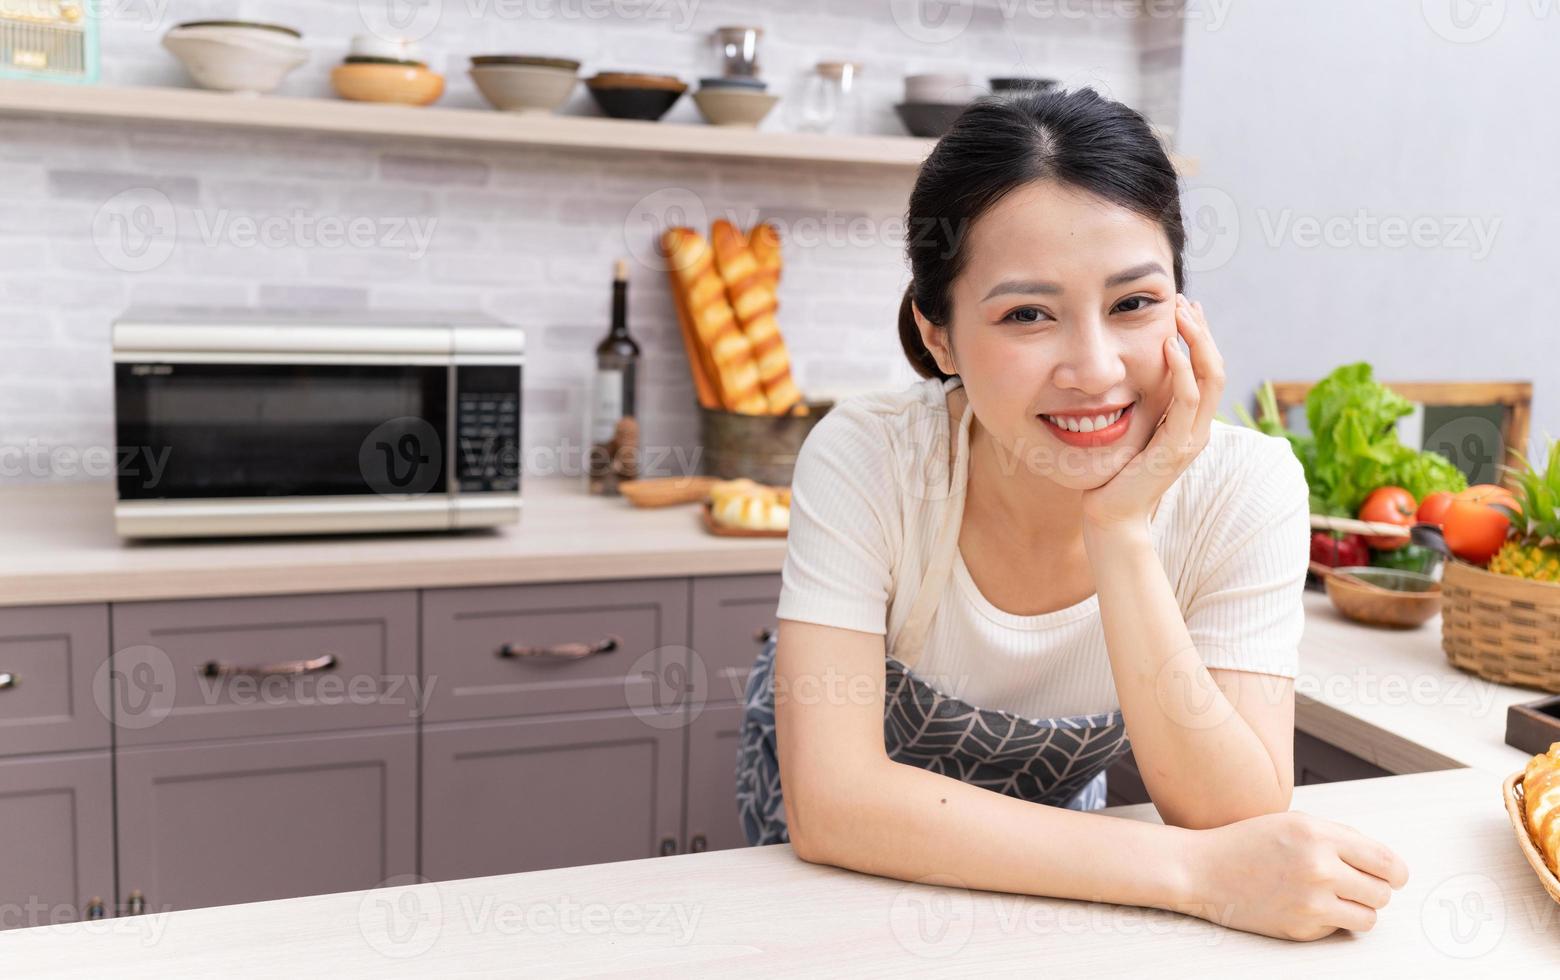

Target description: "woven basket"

left=1502, top=769, right=1560, bottom=907
left=1442, top=560, right=1560, bottom=692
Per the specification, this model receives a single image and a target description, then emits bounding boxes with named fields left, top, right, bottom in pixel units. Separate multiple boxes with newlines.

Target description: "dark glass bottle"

left=587, top=258, right=641, bottom=495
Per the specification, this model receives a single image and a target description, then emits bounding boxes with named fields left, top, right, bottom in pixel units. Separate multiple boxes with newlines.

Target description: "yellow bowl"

left=330, top=63, right=444, bottom=106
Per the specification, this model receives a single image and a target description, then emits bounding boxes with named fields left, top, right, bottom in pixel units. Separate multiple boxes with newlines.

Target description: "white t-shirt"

left=775, top=376, right=1312, bottom=720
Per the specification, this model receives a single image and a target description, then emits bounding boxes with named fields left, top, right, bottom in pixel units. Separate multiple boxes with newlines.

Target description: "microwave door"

left=115, top=362, right=450, bottom=503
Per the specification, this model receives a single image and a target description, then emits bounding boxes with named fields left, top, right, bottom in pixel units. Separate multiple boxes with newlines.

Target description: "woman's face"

left=918, top=180, right=1179, bottom=491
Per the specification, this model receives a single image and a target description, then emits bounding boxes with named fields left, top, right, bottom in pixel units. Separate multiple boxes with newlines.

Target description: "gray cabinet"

left=0, top=751, right=114, bottom=930
left=1295, top=729, right=1392, bottom=785
left=683, top=702, right=747, bottom=853
left=115, top=727, right=416, bottom=914
left=110, top=592, right=419, bottom=746
left=421, top=579, right=690, bottom=723
left=691, top=574, right=781, bottom=704
left=0, top=604, right=110, bottom=757
left=422, top=711, right=683, bottom=880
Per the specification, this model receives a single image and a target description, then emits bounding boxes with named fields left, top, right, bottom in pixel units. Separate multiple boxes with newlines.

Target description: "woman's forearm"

left=1083, top=520, right=1289, bottom=828
left=788, top=754, right=1210, bottom=916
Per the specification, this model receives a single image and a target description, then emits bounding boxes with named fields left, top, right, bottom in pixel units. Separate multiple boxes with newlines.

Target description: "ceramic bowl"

left=162, top=23, right=308, bottom=94
left=586, top=73, right=687, bottom=120
left=693, top=88, right=779, bottom=127
left=472, top=54, right=581, bottom=71
left=330, top=63, right=445, bottom=106
left=894, top=101, right=965, bottom=138
left=903, top=71, right=973, bottom=104
left=1323, top=566, right=1442, bottom=629
left=470, top=63, right=578, bottom=113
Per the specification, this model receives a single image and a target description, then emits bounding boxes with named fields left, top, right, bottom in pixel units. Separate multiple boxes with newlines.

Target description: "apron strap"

left=892, top=384, right=974, bottom=672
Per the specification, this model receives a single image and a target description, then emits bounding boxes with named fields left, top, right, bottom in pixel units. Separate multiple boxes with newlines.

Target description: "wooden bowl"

left=330, top=63, right=444, bottom=105
left=1503, top=769, right=1560, bottom=906
left=1322, top=565, right=1442, bottom=629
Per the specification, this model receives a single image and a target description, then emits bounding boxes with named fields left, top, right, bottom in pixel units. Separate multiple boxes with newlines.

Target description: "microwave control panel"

left=455, top=364, right=522, bottom=494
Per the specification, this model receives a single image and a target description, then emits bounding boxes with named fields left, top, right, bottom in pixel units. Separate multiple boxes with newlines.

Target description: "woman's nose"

left=1052, top=318, right=1127, bottom=393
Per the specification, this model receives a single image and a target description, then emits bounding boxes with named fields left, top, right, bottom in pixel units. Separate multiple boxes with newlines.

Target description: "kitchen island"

left=1, top=766, right=1555, bottom=975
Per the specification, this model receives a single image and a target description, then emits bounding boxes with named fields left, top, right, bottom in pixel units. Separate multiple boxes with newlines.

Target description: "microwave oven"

left=112, top=308, right=523, bottom=539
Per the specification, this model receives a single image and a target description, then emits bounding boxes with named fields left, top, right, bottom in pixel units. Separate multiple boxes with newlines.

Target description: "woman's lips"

left=1038, top=403, right=1134, bottom=447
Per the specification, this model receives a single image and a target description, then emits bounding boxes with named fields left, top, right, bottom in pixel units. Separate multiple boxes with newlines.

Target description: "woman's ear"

left=912, top=300, right=957, bottom=376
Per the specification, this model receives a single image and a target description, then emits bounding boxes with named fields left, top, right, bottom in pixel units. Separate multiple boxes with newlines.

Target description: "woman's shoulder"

left=799, top=375, right=955, bottom=468
left=1188, top=419, right=1306, bottom=491
left=1163, top=419, right=1309, bottom=556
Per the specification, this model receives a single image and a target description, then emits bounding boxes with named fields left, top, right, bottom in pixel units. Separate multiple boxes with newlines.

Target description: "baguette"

left=1524, top=741, right=1560, bottom=876
left=661, top=227, right=769, bottom=414
left=748, top=221, right=782, bottom=291
left=710, top=219, right=803, bottom=415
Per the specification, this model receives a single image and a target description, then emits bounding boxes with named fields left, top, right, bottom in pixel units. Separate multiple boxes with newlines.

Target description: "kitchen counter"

left=2, top=767, right=1555, bottom=975
left=0, top=480, right=1543, bottom=778
left=0, top=479, right=786, bottom=607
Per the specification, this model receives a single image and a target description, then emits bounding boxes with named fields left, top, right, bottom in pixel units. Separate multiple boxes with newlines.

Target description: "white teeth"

left=1092, top=414, right=1110, bottom=430
left=1078, top=416, right=1096, bottom=433
left=1044, top=407, right=1125, bottom=433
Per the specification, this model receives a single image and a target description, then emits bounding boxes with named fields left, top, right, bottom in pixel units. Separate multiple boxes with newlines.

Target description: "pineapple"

left=1489, top=439, right=1560, bottom=582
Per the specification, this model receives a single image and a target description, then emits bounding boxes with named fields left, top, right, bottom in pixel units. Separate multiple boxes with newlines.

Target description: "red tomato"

left=1416, top=491, right=1455, bottom=527
left=1442, top=497, right=1512, bottom=565
left=1358, top=486, right=1417, bottom=551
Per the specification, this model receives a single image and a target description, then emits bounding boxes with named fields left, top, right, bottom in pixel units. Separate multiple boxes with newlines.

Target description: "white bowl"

left=163, top=26, right=308, bottom=94
left=349, top=33, right=424, bottom=63
left=693, top=87, right=779, bottom=127
left=469, top=64, right=578, bottom=114
left=904, top=71, right=975, bottom=104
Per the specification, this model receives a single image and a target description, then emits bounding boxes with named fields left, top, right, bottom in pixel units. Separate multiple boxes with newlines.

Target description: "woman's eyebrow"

left=1103, top=261, right=1168, bottom=287
left=980, top=261, right=1168, bottom=301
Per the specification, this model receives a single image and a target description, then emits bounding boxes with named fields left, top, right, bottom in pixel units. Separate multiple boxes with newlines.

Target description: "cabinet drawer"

left=691, top=575, right=781, bottom=704
left=421, top=578, right=689, bottom=723
left=422, top=710, right=683, bottom=880
left=110, top=591, right=419, bottom=746
left=0, top=750, right=114, bottom=929
left=0, top=604, right=110, bottom=757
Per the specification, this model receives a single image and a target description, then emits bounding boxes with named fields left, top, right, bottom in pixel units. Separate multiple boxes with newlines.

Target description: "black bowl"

left=989, top=76, right=1059, bottom=94
left=587, top=82, right=687, bottom=121
left=894, top=101, right=965, bottom=138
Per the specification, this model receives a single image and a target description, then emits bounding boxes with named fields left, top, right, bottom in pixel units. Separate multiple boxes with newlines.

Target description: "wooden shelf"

left=0, top=79, right=1197, bottom=173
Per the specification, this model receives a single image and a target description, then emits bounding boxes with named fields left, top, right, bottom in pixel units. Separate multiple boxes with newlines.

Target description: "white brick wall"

left=0, top=0, right=1181, bottom=484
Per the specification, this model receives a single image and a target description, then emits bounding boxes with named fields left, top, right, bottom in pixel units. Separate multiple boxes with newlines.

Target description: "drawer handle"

left=0, top=672, right=14, bottom=690
left=198, top=652, right=338, bottom=679
left=754, top=627, right=775, bottom=645
left=497, top=635, right=621, bottom=660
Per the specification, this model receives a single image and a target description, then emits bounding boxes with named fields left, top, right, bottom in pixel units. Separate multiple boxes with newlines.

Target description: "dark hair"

left=897, top=87, right=1186, bottom=380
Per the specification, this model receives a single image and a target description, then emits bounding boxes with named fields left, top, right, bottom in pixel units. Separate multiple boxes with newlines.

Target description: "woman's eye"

left=1113, top=295, right=1159, bottom=314
left=1001, top=306, right=1048, bottom=324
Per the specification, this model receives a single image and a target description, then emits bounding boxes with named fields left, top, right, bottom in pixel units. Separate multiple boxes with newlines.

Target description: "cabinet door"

left=0, top=751, right=114, bottom=930
left=1294, top=729, right=1392, bottom=785
left=683, top=701, right=747, bottom=853
left=421, top=579, right=690, bottom=723
left=116, top=728, right=416, bottom=914
left=422, top=711, right=683, bottom=881
left=0, top=604, right=110, bottom=757
left=691, top=574, right=781, bottom=705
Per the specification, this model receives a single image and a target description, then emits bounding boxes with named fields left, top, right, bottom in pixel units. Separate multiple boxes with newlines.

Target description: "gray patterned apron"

left=735, top=385, right=1133, bottom=846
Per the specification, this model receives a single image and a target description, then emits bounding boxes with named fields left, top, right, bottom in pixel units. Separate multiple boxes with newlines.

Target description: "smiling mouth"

left=1038, top=403, right=1135, bottom=446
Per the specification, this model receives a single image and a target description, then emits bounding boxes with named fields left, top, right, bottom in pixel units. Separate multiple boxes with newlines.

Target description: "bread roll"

left=661, top=227, right=768, bottom=414
left=1524, top=741, right=1560, bottom=876
left=708, top=478, right=790, bottom=532
left=710, top=219, right=803, bottom=416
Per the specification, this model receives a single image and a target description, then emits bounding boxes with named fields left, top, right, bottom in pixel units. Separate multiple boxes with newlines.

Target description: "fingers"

left=1333, top=863, right=1395, bottom=911
left=1327, top=898, right=1380, bottom=933
left=1175, top=295, right=1225, bottom=435
left=1332, top=826, right=1411, bottom=889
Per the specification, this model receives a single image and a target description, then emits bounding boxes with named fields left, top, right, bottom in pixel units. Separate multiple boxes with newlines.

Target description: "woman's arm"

left=776, top=618, right=1200, bottom=909
left=1084, top=521, right=1295, bottom=829
left=774, top=618, right=1409, bottom=941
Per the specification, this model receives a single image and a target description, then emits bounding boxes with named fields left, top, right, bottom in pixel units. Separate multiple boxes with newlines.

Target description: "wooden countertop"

left=0, top=480, right=787, bottom=607
left=2, top=767, right=1554, bottom=975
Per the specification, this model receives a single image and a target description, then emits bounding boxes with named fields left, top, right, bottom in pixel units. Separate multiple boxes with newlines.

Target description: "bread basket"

left=1442, top=559, right=1560, bottom=692
left=1502, top=769, right=1560, bottom=906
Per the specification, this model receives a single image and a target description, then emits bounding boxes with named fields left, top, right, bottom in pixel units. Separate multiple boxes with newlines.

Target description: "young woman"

left=734, top=88, right=1409, bottom=942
